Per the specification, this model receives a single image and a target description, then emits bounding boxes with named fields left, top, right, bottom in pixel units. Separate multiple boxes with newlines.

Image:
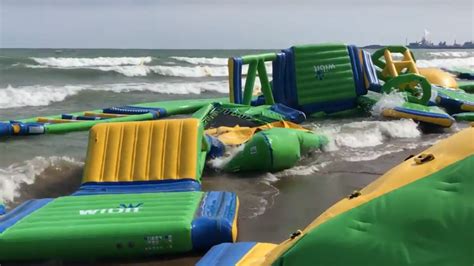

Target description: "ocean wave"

left=0, top=85, right=83, bottom=109
left=31, top=56, right=153, bottom=67
left=0, top=81, right=228, bottom=109
left=0, top=156, right=83, bottom=204
left=150, top=65, right=228, bottom=77
left=313, top=119, right=421, bottom=150
left=170, top=56, right=228, bottom=65
left=416, top=57, right=474, bottom=70
left=22, top=63, right=231, bottom=77
left=309, top=119, right=422, bottom=162
left=428, top=51, right=473, bottom=58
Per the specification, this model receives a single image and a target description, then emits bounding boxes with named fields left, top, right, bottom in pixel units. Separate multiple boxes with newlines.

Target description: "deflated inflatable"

left=198, top=126, right=474, bottom=266
left=207, top=122, right=327, bottom=172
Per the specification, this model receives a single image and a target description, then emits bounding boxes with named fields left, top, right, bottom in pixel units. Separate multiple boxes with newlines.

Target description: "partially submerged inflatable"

left=1, top=43, right=473, bottom=263
left=206, top=121, right=327, bottom=172
left=229, top=44, right=471, bottom=128
left=0, top=119, right=239, bottom=261
left=367, top=46, right=473, bottom=124
left=198, top=126, right=474, bottom=265
left=1, top=43, right=472, bottom=139
left=0, top=116, right=328, bottom=261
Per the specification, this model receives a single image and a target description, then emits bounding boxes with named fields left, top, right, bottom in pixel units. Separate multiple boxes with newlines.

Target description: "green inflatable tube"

left=224, top=128, right=328, bottom=172
left=381, top=74, right=431, bottom=105
left=458, top=82, right=474, bottom=93
left=453, top=112, right=474, bottom=121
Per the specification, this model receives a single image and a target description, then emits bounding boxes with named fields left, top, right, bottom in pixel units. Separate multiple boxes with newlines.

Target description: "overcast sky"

left=0, top=0, right=472, bottom=49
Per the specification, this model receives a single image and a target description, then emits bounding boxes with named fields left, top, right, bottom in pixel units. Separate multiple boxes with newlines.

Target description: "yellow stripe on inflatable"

left=461, top=104, right=474, bottom=112
left=237, top=243, right=278, bottom=266
left=382, top=109, right=454, bottom=127
left=232, top=198, right=240, bottom=242
left=84, top=112, right=127, bottom=118
left=37, top=117, right=78, bottom=123
left=82, top=119, right=201, bottom=183
left=262, top=127, right=474, bottom=265
left=205, top=121, right=308, bottom=146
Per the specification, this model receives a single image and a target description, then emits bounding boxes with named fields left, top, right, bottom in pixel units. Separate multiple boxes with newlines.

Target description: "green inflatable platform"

left=0, top=118, right=239, bottom=262
left=0, top=191, right=238, bottom=261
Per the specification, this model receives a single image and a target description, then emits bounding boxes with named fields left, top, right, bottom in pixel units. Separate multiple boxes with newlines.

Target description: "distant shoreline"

left=0, top=46, right=473, bottom=50
left=363, top=45, right=474, bottom=49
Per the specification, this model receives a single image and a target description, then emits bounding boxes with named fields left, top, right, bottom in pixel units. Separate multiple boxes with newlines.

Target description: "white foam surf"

left=0, top=81, right=228, bottom=109
left=313, top=119, right=421, bottom=150
left=31, top=57, right=152, bottom=67
left=24, top=63, right=232, bottom=77
left=0, top=84, right=83, bottom=109
left=150, top=65, right=229, bottom=77
left=207, top=145, right=245, bottom=170
left=428, top=51, right=473, bottom=58
left=310, top=119, right=422, bottom=162
left=31, top=56, right=152, bottom=68
left=416, top=57, right=474, bottom=70
left=370, top=91, right=406, bottom=117
left=0, top=156, right=83, bottom=204
left=170, top=56, right=228, bottom=65
left=274, top=164, right=324, bottom=177
left=24, top=56, right=274, bottom=78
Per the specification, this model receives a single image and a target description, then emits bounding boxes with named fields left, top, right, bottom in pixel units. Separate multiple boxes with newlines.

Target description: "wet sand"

left=6, top=145, right=426, bottom=266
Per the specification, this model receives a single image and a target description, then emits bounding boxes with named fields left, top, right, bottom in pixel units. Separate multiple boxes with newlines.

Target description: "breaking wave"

left=416, top=57, right=474, bottom=70
left=23, top=63, right=230, bottom=77
left=0, top=156, right=83, bottom=204
left=31, top=57, right=153, bottom=67
left=428, top=51, right=473, bottom=58
left=315, top=119, right=421, bottom=150
left=170, top=56, right=228, bottom=65
left=0, top=81, right=228, bottom=108
left=150, top=65, right=228, bottom=77
left=306, top=119, right=422, bottom=162
left=19, top=57, right=273, bottom=77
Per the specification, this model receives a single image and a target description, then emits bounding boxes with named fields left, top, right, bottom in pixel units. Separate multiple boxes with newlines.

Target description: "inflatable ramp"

left=0, top=119, right=239, bottom=262
left=198, top=126, right=474, bottom=266
left=81, top=118, right=206, bottom=184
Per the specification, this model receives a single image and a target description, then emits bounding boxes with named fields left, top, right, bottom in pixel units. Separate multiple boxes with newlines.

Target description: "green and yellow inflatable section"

left=0, top=119, right=240, bottom=261
left=228, top=43, right=474, bottom=128
left=0, top=116, right=328, bottom=261
left=198, top=126, right=474, bottom=266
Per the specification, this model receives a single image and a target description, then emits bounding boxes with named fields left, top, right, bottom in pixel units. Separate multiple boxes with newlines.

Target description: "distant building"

left=407, top=34, right=473, bottom=49
left=408, top=35, right=435, bottom=48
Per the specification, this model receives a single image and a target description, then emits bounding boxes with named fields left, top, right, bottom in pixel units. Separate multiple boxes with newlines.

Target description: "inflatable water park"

left=1, top=44, right=473, bottom=264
